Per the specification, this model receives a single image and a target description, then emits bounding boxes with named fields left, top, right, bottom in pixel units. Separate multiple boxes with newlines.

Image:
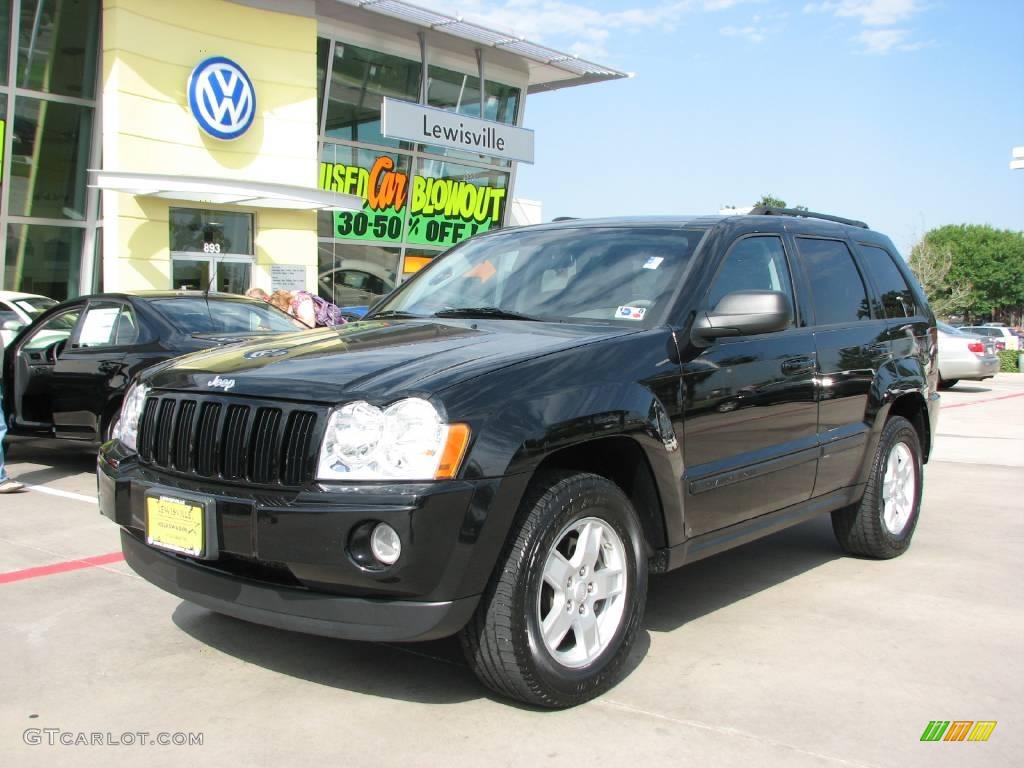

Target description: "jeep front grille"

left=138, top=394, right=322, bottom=487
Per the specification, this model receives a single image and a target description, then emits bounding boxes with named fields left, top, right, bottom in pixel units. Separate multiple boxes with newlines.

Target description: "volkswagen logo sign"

left=187, top=56, right=256, bottom=140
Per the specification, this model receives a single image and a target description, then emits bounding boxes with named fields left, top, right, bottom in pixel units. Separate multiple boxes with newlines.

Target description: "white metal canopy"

left=90, top=170, right=364, bottom=211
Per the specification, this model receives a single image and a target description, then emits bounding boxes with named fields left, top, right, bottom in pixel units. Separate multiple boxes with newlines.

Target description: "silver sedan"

left=937, top=322, right=1000, bottom=389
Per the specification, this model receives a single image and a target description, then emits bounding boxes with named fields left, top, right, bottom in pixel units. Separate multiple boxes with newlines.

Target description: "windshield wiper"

left=370, top=310, right=425, bottom=319
left=433, top=306, right=538, bottom=321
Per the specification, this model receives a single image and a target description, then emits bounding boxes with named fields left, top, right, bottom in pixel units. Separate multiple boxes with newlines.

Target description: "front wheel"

left=832, top=415, right=923, bottom=558
left=938, top=377, right=958, bottom=390
left=460, top=471, right=648, bottom=708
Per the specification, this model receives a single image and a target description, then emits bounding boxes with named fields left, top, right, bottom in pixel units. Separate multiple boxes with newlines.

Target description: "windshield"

left=372, top=226, right=707, bottom=326
left=149, top=297, right=305, bottom=334
left=15, top=297, right=57, bottom=317
left=937, top=322, right=964, bottom=335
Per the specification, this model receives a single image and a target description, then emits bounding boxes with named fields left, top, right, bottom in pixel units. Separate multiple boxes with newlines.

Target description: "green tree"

left=910, top=224, right=1024, bottom=321
left=754, top=194, right=786, bottom=208
left=753, top=194, right=808, bottom=211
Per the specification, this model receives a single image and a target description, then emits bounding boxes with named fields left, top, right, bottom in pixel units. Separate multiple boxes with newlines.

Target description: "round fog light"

left=370, top=523, right=402, bottom=565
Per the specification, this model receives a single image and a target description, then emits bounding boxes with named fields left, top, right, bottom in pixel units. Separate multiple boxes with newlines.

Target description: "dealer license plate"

left=146, top=494, right=207, bottom=557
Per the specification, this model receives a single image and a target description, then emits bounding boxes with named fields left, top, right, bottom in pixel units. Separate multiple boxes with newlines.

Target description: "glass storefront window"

left=169, top=209, right=254, bottom=255
left=0, top=1, right=10, bottom=82
left=427, top=63, right=481, bottom=117
left=411, top=157, right=509, bottom=245
left=421, top=69, right=518, bottom=167
left=324, top=40, right=419, bottom=149
left=0, top=93, right=6, bottom=180
left=484, top=80, right=519, bottom=125
left=401, top=247, right=441, bottom=280
left=317, top=241, right=400, bottom=310
left=8, top=97, right=92, bottom=219
left=17, top=0, right=99, bottom=98
left=316, top=36, right=329, bottom=129
left=5, top=223, right=82, bottom=300
left=319, top=143, right=412, bottom=246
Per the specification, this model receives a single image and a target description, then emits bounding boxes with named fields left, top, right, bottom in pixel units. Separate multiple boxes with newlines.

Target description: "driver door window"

left=705, top=235, right=795, bottom=327
left=22, top=309, right=82, bottom=354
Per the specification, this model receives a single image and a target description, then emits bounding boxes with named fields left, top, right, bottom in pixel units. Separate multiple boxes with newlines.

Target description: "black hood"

left=145, top=319, right=633, bottom=403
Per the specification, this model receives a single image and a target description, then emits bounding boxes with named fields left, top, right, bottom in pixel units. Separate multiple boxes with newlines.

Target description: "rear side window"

left=859, top=244, right=917, bottom=318
left=796, top=238, right=871, bottom=326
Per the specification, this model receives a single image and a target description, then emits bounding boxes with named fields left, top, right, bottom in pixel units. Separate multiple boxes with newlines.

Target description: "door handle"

left=781, top=356, right=815, bottom=375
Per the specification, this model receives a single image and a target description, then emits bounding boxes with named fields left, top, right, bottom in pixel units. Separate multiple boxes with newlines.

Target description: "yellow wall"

left=101, top=0, right=319, bottom=291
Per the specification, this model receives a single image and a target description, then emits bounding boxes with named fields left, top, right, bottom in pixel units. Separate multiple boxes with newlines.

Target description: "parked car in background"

left=936, top=322, right=999, bottom=388
left=960, top=325, right=1019, bottom=351
left=2, top=291, right=303, bottom=444
left=0, top=291, right=58, bottom=346
left=318, top=260, right=396, bottom=311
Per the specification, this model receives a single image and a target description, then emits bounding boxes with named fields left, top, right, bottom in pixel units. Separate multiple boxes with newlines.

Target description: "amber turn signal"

left=435, top=423, right=471, bottom=479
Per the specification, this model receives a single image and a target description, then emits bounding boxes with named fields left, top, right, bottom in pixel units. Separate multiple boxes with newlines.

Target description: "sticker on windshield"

left=616, top=306, right=647, bottom=321
left=642, top=256, right=664, bottom=270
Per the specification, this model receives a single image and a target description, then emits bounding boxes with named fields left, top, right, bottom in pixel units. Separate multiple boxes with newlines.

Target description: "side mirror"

left=2, top=319, right=24, bottom=332
left=694, top=290, right=792, bottom=340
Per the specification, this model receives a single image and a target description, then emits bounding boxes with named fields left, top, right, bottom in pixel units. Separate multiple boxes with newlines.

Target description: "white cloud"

left=803, top=0, right=922, bottom=26
left=804, top=0, right=930, bottom=53
left=855, top=27, right=907, bottom=53
left=720, top=24, right=766, bottom=43
left=855, top=28, right=933, bottom=53
left=447, top=1, right=755, bottom=59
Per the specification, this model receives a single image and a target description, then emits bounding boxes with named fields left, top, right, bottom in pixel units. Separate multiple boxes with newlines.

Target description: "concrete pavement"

left=1, top=374, right=1021, bottom=767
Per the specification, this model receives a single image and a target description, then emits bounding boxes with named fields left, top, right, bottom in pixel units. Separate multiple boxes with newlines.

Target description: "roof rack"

left=748, top=206, right=869, bottom=229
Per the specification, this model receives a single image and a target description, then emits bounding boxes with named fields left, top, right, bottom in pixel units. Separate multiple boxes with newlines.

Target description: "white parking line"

left=23, top=483, right=97, bottom=505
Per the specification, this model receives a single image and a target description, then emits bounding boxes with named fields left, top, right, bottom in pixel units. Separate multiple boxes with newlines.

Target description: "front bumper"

left=98, top=448, right=529, bottom=641
left=120, top=529, right=478, bottom=641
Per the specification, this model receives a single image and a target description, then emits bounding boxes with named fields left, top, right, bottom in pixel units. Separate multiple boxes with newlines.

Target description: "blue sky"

left=441, top=0, right=1023, bottom=254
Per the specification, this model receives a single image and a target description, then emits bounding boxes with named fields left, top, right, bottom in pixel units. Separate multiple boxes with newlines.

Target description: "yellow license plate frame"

left=145, top=493, right=208, bottom=557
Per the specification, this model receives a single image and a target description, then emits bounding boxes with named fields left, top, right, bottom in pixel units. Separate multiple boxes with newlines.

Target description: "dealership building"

left=0, top=0, right=624, bottom=305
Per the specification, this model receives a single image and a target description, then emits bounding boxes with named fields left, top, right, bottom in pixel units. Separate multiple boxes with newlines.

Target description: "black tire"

left=460, top=471, right=648, bottom=708
left=937, top=378, right=958, bottom=390
left=832, top=415, right=923, bottom=559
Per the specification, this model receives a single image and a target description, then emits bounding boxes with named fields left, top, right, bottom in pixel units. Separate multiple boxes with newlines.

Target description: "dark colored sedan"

left=2, top=291, right=303, bottom=443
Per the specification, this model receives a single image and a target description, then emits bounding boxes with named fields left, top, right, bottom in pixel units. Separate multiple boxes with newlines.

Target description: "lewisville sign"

left=381, top=98, right=534, bottom=164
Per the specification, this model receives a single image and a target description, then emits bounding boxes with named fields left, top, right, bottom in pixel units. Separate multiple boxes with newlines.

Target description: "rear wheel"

left=832, top=415, right=923, bottom=558
left=460, top=471, right=647, bottom=708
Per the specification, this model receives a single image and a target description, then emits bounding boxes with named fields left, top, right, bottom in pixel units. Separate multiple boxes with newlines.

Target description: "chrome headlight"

left=113, top=382, right=149, bottom=451
left=317, top=397, right=469, bottom=480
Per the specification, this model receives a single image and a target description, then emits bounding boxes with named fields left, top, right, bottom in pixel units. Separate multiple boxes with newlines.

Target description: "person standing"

left=0, top=334, right=25, bottom=493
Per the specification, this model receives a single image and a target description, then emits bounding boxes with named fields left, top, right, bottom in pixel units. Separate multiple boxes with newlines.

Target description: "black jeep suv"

left=98, top=208, right=939, bottom=708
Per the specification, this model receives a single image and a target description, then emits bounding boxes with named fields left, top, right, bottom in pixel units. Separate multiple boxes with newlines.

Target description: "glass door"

left=169, top=208, right=254, bottom=295
left=171, top=258, right=210, bottom=291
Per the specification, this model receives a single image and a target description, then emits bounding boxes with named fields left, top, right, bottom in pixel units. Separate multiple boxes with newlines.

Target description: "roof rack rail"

left=748, top=206, right=869, bottom=229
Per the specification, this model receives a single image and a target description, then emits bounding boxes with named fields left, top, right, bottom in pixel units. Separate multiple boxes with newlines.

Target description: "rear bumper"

left=941, top=355, right=1000, bottom=380
left=121, top=530, right=479, bottom=642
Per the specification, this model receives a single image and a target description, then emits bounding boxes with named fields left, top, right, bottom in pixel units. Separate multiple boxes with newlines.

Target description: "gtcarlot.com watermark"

left=24, top=729, right=203, bottom=747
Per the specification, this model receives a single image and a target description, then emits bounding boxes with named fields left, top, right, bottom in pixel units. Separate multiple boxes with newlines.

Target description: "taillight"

left=995, top=341, right=1006, bottom=351
left=967, top=341, right=984, bottom=353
